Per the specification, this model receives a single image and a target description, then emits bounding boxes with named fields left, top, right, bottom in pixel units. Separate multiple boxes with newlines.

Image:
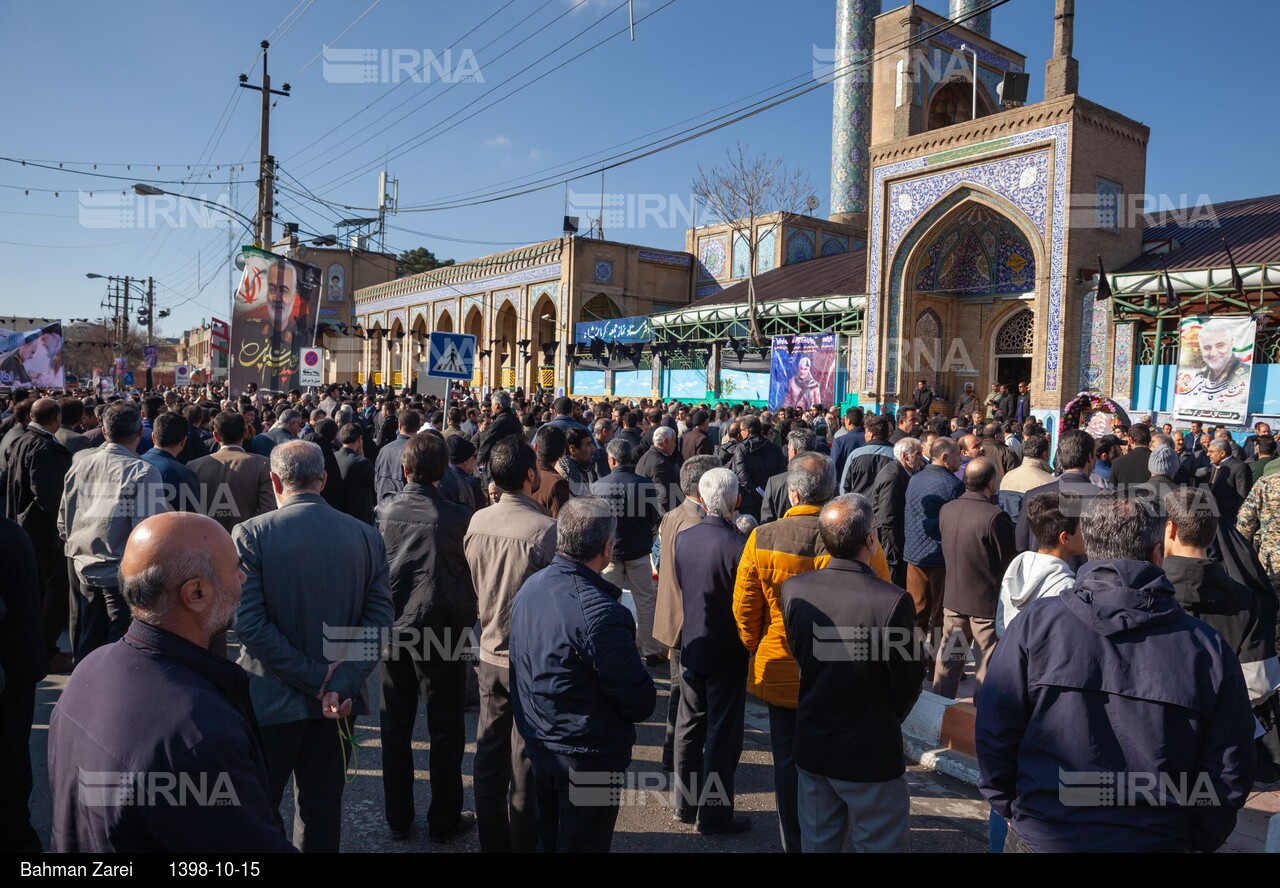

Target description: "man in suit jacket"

left=636, top=425, right=684, bottom=515
left=672, top=468, right=750, bottom=834
left=1015, top=430, right=1099, bottom=567
left=189, top=411, right=275, bottom=535
left=781, top=493, right=923, bottom=853
left=935, top=458, right=1017, bottom=701
left=1207, top=438, right=1252, bottom=525
left=262, top=409, right=303, bottom=449
left=334, top=422, right=376, bottom=525
left=1109, top=423, right=1153, bottom=486
left=680, top=409, right=714, bottom=462
left=870, top=436, right=922, bottom=588
left=233, top=440, right=393, bottom=852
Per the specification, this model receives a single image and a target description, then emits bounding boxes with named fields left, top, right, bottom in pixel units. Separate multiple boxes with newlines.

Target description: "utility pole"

left=240, top=40, right=291, bottom=249
left=145, top=276, right=155, bottom=390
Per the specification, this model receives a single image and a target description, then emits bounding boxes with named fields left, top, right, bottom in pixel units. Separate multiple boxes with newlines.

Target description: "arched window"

left=995, top=308, right=1034, bottom=357
left=913, top=309, right=942, bottom=382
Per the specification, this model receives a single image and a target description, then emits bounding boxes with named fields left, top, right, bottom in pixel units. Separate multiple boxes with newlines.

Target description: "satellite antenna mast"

left=377, top=169, right=398, bottom=252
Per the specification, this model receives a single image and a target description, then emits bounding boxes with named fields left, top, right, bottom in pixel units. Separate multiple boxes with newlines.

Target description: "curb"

left=902, top=690, right=981, bottom=786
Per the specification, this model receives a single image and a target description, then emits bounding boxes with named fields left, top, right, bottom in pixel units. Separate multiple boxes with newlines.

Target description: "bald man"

left=48, top=513, right=295, bottom=854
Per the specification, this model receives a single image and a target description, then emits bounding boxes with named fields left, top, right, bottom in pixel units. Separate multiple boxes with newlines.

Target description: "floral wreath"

left=1059, top=390, right=1132, bottom=436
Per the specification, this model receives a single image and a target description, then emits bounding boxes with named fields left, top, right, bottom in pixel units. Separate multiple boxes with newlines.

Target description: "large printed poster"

left=0, top=320, right=64, bottom=387
left=231, top=247, right=322, bottom=392
left=1173, top=315, right=1256, bottom=425
left=769, top=334, right=837, bottom=411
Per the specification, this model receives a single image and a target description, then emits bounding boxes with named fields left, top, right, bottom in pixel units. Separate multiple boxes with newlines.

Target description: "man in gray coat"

left=233, top=440, right=393, bottom=852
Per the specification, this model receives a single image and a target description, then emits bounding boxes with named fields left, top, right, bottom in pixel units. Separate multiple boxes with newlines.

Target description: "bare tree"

left=691, top=143, right=814, bottom=344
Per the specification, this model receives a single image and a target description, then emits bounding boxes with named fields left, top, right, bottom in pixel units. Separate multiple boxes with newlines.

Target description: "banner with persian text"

left=230, top=247, right=322, bottom=392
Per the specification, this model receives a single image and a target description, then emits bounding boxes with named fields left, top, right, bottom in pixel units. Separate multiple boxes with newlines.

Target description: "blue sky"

left=3, top=0, right=1277, bottom=334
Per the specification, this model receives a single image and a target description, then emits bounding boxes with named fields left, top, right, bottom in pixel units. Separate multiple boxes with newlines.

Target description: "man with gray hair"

left=653, top=454, right=720, bottom=773
left=510, top=496, right=657, bottom=852
left=59, top=402, right=168, bottom=661
left=870, top=436, right=923, bottom=588
left=978, top=491, right=1256, bottom=852
left=233, top=440, right=393, bottom=852
left=672, top=468, right=750, bottom=834
left=1207, top=437, right=1252, bottom=524
left=761, top=428, right=817, bottom=525
left=263, top=408, right=304, bottom=449
left=636, top=424, right=683, bottom=514
left=476, top=391, right=522, bottom=466
left=48, top=512, right=295, bottom=853
left=782, top=494, right=923, bottom=852
left=592, top=437, right=663, bottom=665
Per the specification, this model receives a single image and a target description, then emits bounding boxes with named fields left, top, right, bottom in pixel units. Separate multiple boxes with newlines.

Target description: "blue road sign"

left=427, top=332, right=476, bottom=380
left=122, top=371, right=135, bottom=387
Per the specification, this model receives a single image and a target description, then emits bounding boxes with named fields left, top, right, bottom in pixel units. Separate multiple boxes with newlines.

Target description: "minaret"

left=1044, top=0, right=1079, bottom=99
left=949, top=0, right=991, bottom=38
left=828, top=0, right=882, bottom=226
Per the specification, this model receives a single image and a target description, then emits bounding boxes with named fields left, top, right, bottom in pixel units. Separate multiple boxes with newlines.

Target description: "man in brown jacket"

left=934, top=457, right=1017, bottom=701
left=531, top=425, right=573, bottom=518
left=680, top=410, right=714, bottom=462
left=463, top=434, right=556, bottom=853
left=652, top=455, right=719, bottom=771
left=188, top=411, right=275, bottom=534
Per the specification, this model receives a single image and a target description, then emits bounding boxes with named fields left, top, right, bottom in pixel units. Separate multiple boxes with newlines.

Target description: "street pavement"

left=26, top=645, right=989, bottom=854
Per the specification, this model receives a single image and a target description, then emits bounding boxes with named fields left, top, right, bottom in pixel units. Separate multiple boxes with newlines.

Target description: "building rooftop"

left=695, top=249, right=867, bottom=307
left=1120, top=193, right=1280, bottom=273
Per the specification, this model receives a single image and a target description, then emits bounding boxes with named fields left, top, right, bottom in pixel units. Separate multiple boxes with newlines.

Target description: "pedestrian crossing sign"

left=427, top=332, right=476, bottom=380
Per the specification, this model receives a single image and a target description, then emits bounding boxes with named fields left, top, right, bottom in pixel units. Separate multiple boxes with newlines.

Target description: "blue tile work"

left=594, top=259, right=614, bottom=285
left=821, top=233, right=850, bottom=256
left=698, top=235, right=728, bottom=281
left=785, top=226, right=816, bottom=265
left=732, top=231, right=751, bottom=279
left=1096, top=177, right=1122, bottom=233
left=948, top=0, right=991, bottom=37
left=864, top=122, right=1069, bottom=396
left=756, top=230, right=778, bottom=274
left=829, top=0, right=882, bottom=217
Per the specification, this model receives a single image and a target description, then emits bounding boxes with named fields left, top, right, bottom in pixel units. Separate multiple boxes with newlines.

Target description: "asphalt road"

left=27, top=652, right=987, bottom=854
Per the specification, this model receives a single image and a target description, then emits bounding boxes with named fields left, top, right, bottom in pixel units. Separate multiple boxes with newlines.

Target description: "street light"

left=131, top=182, right=258, bottom=241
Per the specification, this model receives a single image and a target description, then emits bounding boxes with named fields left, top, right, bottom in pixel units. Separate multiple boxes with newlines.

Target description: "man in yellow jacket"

left=733, top=451, right=890, bottom=853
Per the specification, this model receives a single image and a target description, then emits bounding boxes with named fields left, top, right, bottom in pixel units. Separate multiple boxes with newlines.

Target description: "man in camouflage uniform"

left=1238, top=474, right=1280, bottom=611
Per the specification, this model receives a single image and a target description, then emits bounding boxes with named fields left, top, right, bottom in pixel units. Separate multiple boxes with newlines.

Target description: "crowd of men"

left=1, top=376, right=1279, bottom=854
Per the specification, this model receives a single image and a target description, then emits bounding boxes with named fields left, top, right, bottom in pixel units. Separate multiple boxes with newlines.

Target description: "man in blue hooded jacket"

left=977, top=491, right=1256, bottom=853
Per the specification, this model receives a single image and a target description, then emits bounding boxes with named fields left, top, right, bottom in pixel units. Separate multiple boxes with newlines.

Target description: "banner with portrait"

left=769, top=334, right=837, bottom=411
left=1173, top=315, right=1256, bottom=426
left=0, top=320, right=64, bottom=388
left=230, top=246, right=322, bottom=393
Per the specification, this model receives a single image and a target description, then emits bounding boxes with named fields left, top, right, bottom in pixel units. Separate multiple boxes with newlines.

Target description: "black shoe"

left=645, top=653, right=667, bottom=667
left=697, top=813, right=751, bottom=835
left=673, top=808, right=696, bottom=825
left=430, top=811, right=476, bottom=844
left=389, top=822, right=413, bottom=841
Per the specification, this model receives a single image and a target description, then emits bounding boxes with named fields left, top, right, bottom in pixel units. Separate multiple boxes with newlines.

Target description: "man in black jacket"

left=376, top=434, right=477, bottom=843
left=762, top=428, right=816, bottom=524
left=592, top=439, right=663, bottom=664
left=4, top=397, right=73, bottom=673
left=1162, top=486, right=1280, bottom=783
left=913, top=380, right=934, bottom=415
left=840, top=413, right=895, bottom=496
left=782, top=493, right=923, bottom=852
left=636, top=425, right=683, bottom=514
left=475, top=392, right=523, bottom=467
left=1207, top=438, right=1252, bottom=525
left=49, top=512, right=295, bottom=853
left=334, top=422, right=376, bottom=525
left=731, top=415, right=787, bottom=521
left=0, top=518, right=45, bottom=851
left=870, top=436, right=922, bottom=588
left=1109, top=422, right=1153, bottom=486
